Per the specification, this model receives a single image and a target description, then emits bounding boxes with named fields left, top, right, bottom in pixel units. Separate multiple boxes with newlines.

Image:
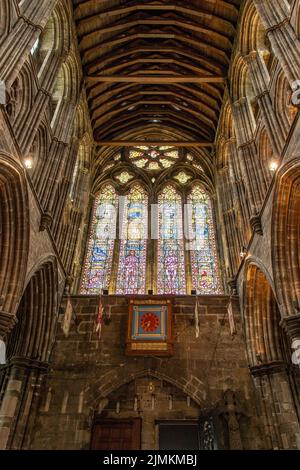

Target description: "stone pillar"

left=227, top=138, right=251, bottom=241
left=39, top=139, right=68, bottom=212
left=0, top=358, right=48, bottom=450
left=0, top=0, right=58, bottom=87
left=250, top=361, right=300, bottom=449
left=217, top=166, right=241, bottom=276
left=244, top=51, right=286, bottom=156
left=253, top=0, right=300, bottom=85
left=232, top=98, right=263, bottom=214
left=0, top=364, right=24, bottom=449
left=17, top=53, right=62, bottom=154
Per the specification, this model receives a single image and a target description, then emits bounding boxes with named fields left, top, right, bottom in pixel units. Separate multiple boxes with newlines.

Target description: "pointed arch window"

left=81, top=185, right=117, bottom=294
left=116, top=184, right=148, bottom=294
left=157, top=185, right=186, bottom=294
left=187, top=185, right=221, bottom=294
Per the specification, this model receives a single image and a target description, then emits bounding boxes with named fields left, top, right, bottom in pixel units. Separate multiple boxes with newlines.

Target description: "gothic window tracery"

left=81, top=184, right=118, bottom=294
left=157, top=185, right=186, bottom=295
left=116, top=184, right=148, bottom=294
left=187, top=185, right=221, bottom=294
left=81, top=151, right=222, bottom=295
left=129, top=146, right=179, bottom=172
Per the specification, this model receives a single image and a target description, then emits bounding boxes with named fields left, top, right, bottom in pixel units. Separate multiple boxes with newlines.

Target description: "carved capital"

left=249, top=360, right=286, bottom=377
left=0, top=311, right=17, bottom=340
left=250, top=213, right=263, bottom=236
left=280, top=314, right=300, bottom=342
left=243, top=50, right=258, bottom=65
left=39, top=211, right=53, bottom=231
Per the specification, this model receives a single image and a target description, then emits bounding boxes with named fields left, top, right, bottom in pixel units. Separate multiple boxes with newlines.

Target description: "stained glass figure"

left=81, top=185, right=117, bottom=294
left=157, top=185, right=186, bottom=294
left=116, top=185, right=148, bottom=294
left=129, top=146, right=178, bottom=172
left=187, top=185, right=221, bottom=294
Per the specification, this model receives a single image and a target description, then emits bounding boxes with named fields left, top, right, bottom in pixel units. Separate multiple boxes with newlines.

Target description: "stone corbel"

left=39, top=211, right=53, bottom=231
left=250, top=213, right=263, bottom=236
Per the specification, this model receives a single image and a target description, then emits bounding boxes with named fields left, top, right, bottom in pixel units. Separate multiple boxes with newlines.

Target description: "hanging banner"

left=62, top=296, right=73, bottom=337
left=227, top=298, right=236, bottom=336
left=0, top=339, right=6, bottom=364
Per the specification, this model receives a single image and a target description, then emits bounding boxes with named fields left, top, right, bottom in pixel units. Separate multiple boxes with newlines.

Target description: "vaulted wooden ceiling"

left=73, top=0, right=240, bottom=159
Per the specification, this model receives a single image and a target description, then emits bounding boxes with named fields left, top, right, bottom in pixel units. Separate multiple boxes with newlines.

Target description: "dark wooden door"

left=91, top=418, right=141, bottom=450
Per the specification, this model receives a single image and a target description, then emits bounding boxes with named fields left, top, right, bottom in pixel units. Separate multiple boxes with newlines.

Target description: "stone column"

left=217, top=166, right=241, bottom=276
left=17, top=53, right=62, bottom=154
left=0, top=364, right=24, bottom=449
left=0, top=0, right=58, bottom=87
left=0, top=358, right=48, bottom=450
left=244, top=51, right=286, bottom=156
left=46, top=135, right=79, bottom=226
left=253, top=0, right=300, bottom=85
left=250, top=361, right=300, bottom=449
left=232, top=98, right=263, bottom=215
left=227, top=138, right=252, bottom=241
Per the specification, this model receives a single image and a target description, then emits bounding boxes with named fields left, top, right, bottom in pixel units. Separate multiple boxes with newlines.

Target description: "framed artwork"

left=126, top=299, right=173, bottom=356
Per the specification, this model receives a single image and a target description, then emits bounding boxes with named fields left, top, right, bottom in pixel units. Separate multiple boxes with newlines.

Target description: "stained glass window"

left=81, top=185, right=117, bottom=294
left=129, top=146, right=179, bottom=172
left=116, top=184, right=148, bottom=294
left=187, top=185, right=221, bottom=294
left=157, top=185, right=186, bottom=294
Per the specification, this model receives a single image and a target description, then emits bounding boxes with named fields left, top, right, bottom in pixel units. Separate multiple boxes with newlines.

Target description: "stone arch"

left=292, top=0, right=300, bottom=38
left=30, top=121, right=51, bottom=193
left=272, top=158, right=300, bottom=316
left=85, top=367, right=209, bottom=411
left=257, top=128, right=273, bottom=189
left=242, top=261, right=284, bottom=368
left=273, top=69, right=296, bottom=133
left=6, top=257, right=58, bottom=363
left=0, top=153, right=29, bottom=333
left=238, top=1, right=267, bottom=55
left=50, top=53, right=80, bottom=132
left=5, top=66, right=32, bottom=128
left=231, top=55, right=258, bottom=127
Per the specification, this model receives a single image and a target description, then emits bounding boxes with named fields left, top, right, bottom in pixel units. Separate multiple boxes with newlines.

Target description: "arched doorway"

left=0, top=260, right=58, bottom=450
left=243, top=263, right=300, bottom=449
left=91, top=376, right=218, bottom=451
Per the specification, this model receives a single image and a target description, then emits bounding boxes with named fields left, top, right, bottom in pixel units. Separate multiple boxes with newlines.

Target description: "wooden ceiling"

left=73, top=0, right=240, bottom=152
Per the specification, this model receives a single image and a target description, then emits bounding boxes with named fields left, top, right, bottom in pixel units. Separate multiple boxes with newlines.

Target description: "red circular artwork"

left=140, top=313, right=160, bottom=332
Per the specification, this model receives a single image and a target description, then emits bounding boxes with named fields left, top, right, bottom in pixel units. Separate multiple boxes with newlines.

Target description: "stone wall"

left=31, top=295, right=265, bottom=450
